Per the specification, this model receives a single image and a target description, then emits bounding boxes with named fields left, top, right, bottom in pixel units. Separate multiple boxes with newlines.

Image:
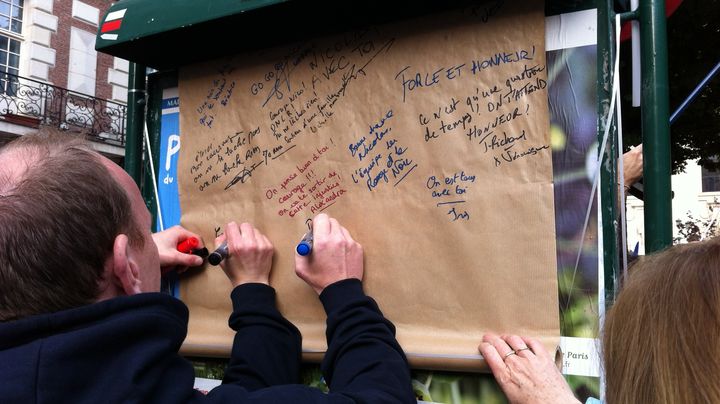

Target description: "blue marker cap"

left=296, top=218, right=314, bottom=256
left=296, top=241, right=312, bottom=256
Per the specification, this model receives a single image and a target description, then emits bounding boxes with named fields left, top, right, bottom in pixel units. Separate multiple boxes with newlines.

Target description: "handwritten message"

left=264, top=144, right=348, bottom=217
left=427, top=171, right=476, bottom=222
left=188, top=126, right=296, bottom=192
left=186, top=29, right=405, bottom=196
left=349, top=109, right=418, bottom=191
left=413, top=51, right=550, bottom=169
left=194, top=64, right=237, bottom=128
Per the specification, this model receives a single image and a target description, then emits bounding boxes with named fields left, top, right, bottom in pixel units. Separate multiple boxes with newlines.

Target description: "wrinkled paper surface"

left=178, top=1, right=558, bottom=371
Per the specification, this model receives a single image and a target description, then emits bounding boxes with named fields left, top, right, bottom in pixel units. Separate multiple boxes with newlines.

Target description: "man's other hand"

left=152, top=226, right=204, bottom=275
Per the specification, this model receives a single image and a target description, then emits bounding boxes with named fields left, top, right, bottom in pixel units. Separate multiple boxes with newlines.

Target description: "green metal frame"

left=597, top=0, right=621, bottom=304
left=117, top=0, right=673, bottom=305
left=124, top=63, right=146, bottom=184
left=596, top=0, right=672, bottom=305
left=97, top=0, right=286, bottom=67
left=98, top=0, right=284, bottom=44
left=638, top=0, right=672, bottom=252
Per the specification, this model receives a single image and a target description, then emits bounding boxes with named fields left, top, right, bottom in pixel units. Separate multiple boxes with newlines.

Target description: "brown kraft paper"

left=177, top=1, right=558, bottom=371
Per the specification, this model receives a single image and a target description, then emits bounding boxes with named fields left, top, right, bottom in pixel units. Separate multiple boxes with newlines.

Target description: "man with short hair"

left=0, top=132, right=415, bottom=403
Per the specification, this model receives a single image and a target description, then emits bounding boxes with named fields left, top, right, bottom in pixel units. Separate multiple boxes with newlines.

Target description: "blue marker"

left=208, top=241, right=229, bottom=266
left=296, top=219, right=313, bottom=256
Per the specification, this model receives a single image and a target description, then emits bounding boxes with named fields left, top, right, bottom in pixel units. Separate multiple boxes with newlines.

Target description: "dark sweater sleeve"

left=221, top=283, right=302, bottom=390
left=319, top=279, right=416, bottom=404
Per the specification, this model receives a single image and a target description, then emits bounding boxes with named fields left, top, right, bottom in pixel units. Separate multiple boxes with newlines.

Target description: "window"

left=702, top=165, right=720, bottom=193
left=0, top=0, right=24, bottom=95
left=0, top=0, right=22, bottom=33
left=0, top=0, right=22, bottom=95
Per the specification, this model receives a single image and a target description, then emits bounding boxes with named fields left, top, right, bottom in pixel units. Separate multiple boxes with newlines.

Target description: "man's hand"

left=294, top=213, right=363, bottom=295
left=479, top=333, right=581, bottom=404
left=623, top=144, right=643, bottom=190
left=152, top=225, right=204, bottom=275
left=218, top=222, right=274, bottom=288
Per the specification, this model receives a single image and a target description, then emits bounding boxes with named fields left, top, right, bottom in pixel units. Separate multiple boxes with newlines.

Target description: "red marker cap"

left=177, top=237, right=200, bottom=254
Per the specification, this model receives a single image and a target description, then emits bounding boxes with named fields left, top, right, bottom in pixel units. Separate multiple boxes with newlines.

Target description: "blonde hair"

left=603, top=239, right=720, bottom=403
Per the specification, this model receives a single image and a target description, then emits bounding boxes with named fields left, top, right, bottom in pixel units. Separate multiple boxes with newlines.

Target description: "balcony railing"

left=0, top=72, right=127, bottom=147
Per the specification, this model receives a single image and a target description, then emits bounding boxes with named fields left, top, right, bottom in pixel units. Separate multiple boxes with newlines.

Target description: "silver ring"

left=503, top=350, right=517, bottom=358
left=516, top=347, right=531, bottom=353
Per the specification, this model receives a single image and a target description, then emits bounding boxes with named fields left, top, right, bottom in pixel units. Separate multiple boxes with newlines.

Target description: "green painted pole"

left=125, top=63, right=147, bottom=185
left=144, top=72, right=163, bottom=231
left=598, top=0, right=620, bottom=303
left=640, top=0, right=672, bottom=252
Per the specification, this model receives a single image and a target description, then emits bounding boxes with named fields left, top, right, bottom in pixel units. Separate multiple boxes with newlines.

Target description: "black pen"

left=208, top=241, right=228, bottom=266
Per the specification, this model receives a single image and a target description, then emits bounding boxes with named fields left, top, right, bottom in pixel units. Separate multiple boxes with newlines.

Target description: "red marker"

left=177, top=237, right=209, bottom=258
left=177, top=237, right=200, bottom=254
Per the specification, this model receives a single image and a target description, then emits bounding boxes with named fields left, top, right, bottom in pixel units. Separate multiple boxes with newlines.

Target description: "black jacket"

left=0, top=279, right=415, bottom=403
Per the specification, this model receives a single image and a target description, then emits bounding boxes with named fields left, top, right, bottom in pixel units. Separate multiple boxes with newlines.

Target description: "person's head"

left=603, top=239, right=720, bottom=403
left=0, top=131, right=160, bottom=322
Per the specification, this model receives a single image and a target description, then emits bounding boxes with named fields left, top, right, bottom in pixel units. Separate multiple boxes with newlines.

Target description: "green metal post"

left=125, top=63, right=147, bottom=185
left=598, top=0, right=620, bottom=303
left=640, top=0, right=672, bottom=252
left=144, top=72, right=163, bottom=231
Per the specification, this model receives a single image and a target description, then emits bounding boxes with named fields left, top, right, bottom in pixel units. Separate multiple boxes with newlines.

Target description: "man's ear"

left=111, top=234, right=142, bottom=295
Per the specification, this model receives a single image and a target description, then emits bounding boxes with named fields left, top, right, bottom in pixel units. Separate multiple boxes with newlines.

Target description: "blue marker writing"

left=296, top=218, right=314, bottom=256
left=208, top=241, right=229, bottom=266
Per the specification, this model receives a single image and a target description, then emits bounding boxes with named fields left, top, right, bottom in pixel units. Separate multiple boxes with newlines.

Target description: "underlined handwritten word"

left=427, top=171, right=476, bottom=222
left=350, top=110, right=417, bottom=191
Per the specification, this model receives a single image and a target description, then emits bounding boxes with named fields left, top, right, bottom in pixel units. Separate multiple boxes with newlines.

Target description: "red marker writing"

left=177, top=237, right=209, bottom=258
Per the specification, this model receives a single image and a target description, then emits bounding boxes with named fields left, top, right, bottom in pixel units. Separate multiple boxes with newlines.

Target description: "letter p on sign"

left=165, top=135, right=180, bottom=171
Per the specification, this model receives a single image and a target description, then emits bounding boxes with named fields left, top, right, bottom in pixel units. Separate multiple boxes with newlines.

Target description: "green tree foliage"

left=673, top=210, right=720, bottom=243
left=620, top=0, right=720, bottom=174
